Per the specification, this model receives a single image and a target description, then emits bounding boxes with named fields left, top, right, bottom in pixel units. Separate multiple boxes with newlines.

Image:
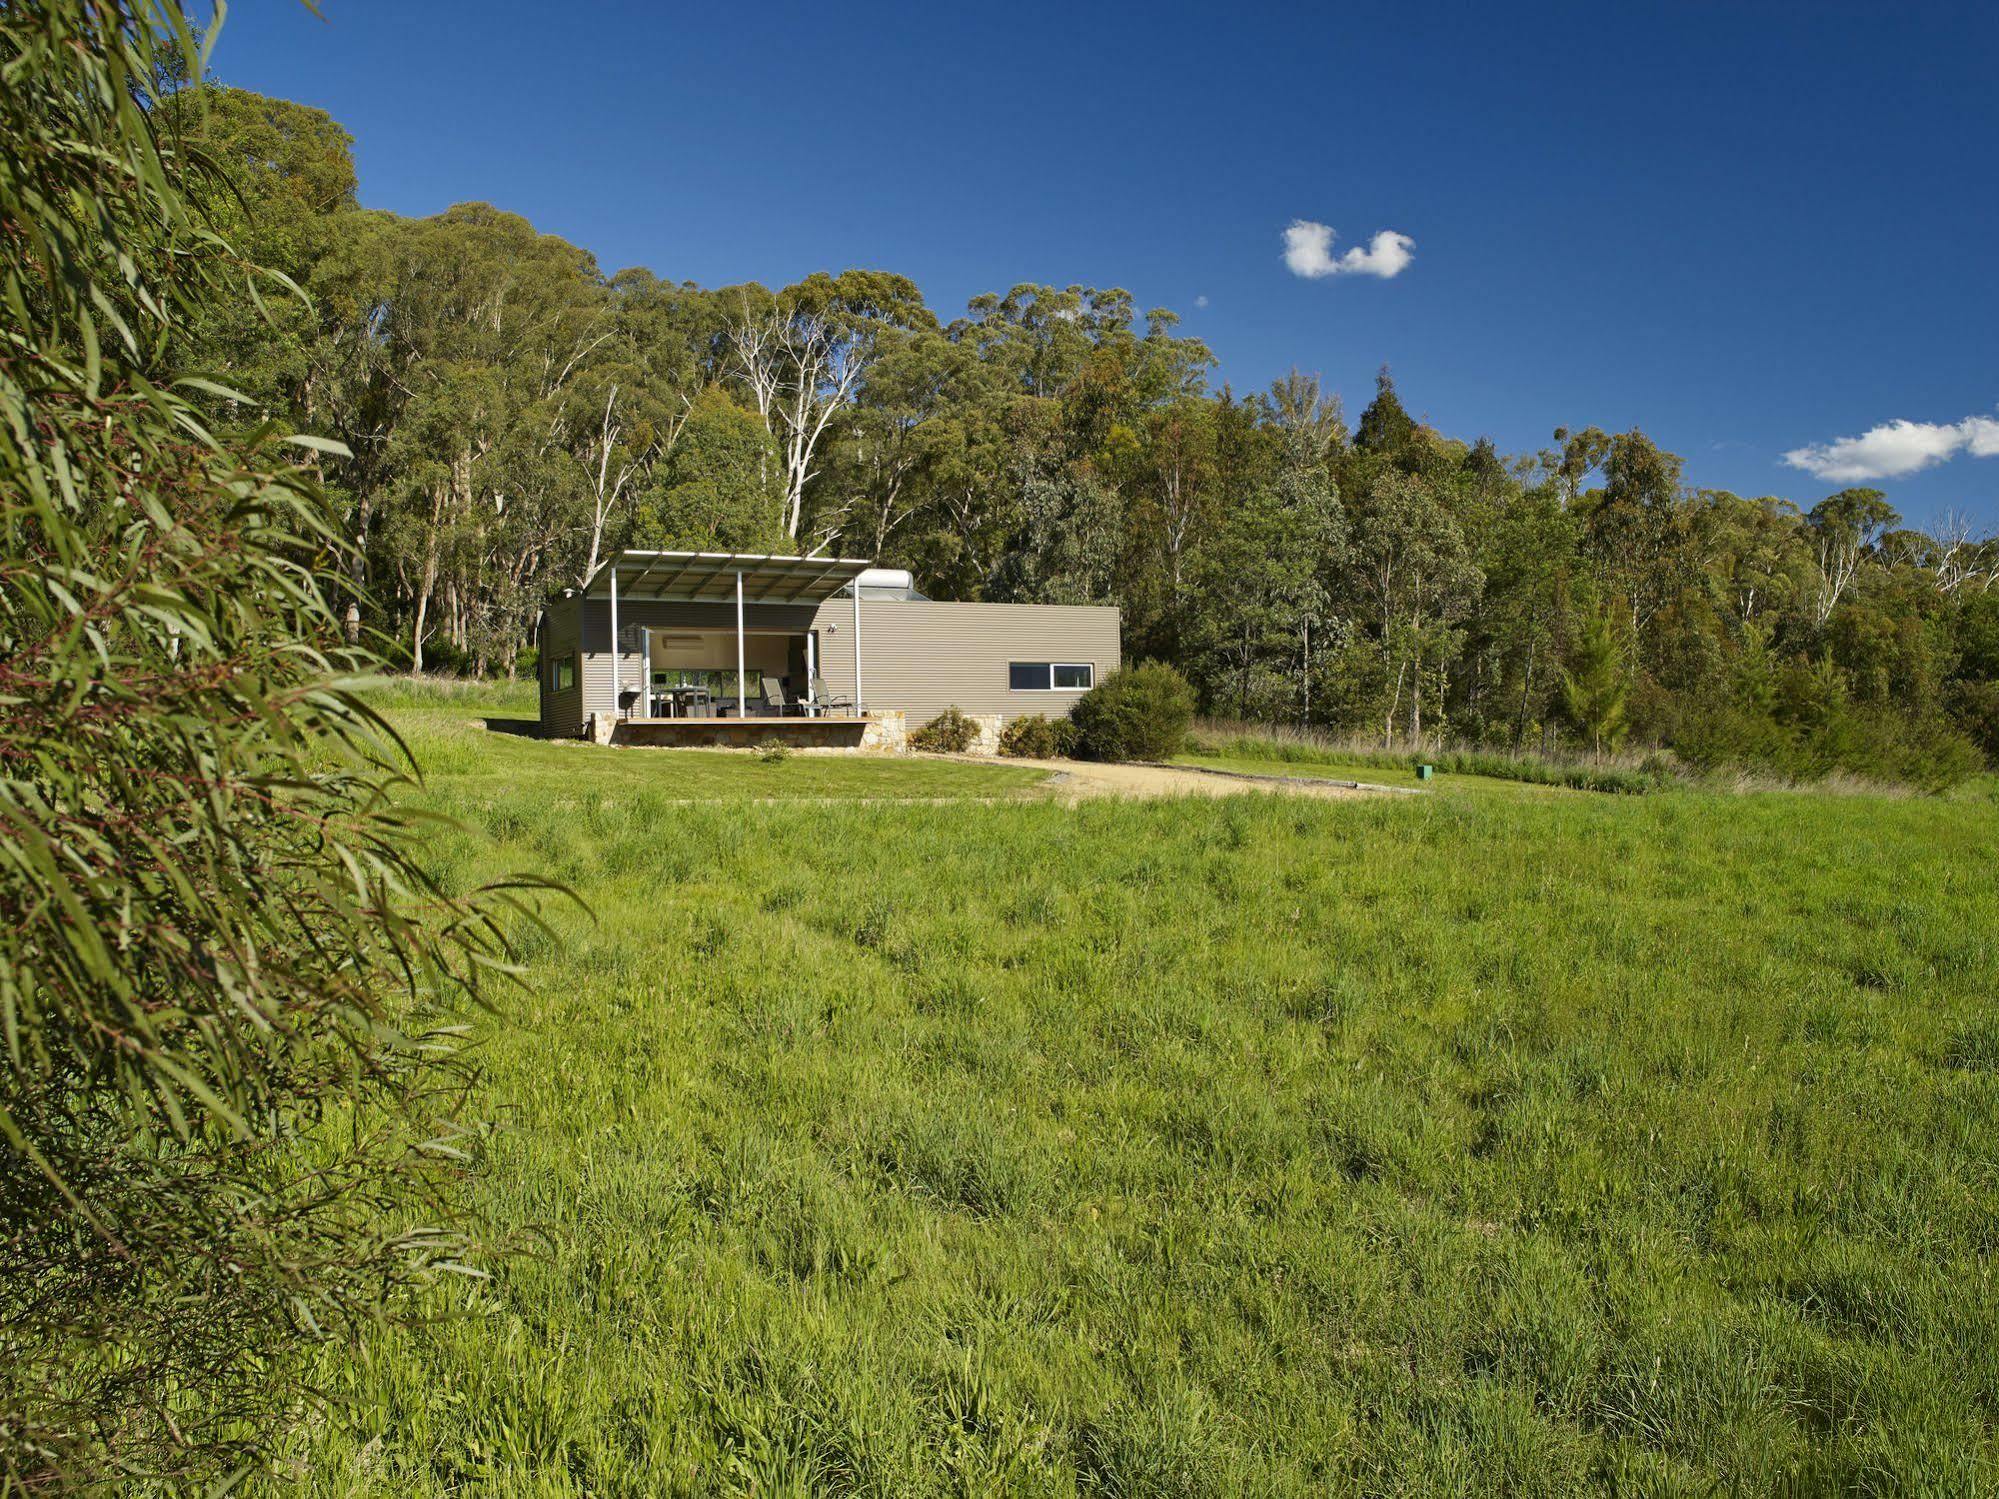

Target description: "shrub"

left=912, top=706, right=979, bottom=753
left=756, top=738, right=792, bottom=764
left=999, top=713, right=1077, bottom=759
left=1676, top=698, right=1982, bottom=792
left=1947, top=678, right=1999, bottom=764
left=1070, top=663, right=1196, bottom=763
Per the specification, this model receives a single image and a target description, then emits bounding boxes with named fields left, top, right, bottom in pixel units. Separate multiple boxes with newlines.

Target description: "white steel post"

left=608, top=562, right=620, bottom=720
left=805, top=630, right=818, bottom=717
left=852, top=584, right=864, bottom=715
left=735, top=570, right=747, bottom=719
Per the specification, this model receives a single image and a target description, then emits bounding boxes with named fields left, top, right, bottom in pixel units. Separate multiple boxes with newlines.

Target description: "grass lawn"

left=310, top=692, right=1999, bottom=1494
left=375, top=689, right=1050, bottom=803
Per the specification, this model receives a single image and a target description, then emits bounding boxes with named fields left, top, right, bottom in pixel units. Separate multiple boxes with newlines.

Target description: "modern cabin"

left=535, top=550, right=1120, bottom=748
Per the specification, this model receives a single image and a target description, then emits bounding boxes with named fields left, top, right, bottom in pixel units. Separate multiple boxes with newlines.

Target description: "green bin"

left=1416, top=763, right=1435, bottom=782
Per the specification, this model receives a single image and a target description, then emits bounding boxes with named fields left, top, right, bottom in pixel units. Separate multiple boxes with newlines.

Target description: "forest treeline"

left=178, top=85, right=1999, bottom=783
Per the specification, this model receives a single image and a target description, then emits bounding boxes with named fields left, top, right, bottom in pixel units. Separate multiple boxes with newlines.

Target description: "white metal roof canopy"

left=582, top=549, right=874, bottom=604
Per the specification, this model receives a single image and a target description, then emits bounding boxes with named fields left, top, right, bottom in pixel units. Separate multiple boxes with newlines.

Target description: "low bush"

left=912, top=706, right=979, bottom=753
left=999, top=713, right=1077, bottom=759
left=1949, top=679, right=1999, bottom=763
left=1675, top=701, right=1982, bottom=793
left=756, top=738, right=792, bottom=764
left=1071, top=663, right=1196, bottom=762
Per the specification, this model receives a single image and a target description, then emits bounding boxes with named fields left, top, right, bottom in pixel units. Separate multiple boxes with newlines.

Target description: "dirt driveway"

left=1005, top=759, right=1416, bottom=802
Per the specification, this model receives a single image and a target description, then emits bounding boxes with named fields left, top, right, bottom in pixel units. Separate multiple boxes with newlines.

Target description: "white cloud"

left=1282, top=220, right=1414, bottom=280
left=1194, top=294, right=1209, bottom=309
left=1782, top=411, right=1999, bottom=483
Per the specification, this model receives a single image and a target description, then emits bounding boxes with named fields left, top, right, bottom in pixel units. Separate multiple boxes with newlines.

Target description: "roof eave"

left=579, top=549, right=876, bottom=605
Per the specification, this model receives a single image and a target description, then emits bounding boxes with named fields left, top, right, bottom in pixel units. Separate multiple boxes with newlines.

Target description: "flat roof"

left=581, top=550, right=874, bottom=604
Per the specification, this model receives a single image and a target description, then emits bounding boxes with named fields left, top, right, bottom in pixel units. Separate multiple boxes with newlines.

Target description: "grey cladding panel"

left=811, top=600, right=1120, bottom=725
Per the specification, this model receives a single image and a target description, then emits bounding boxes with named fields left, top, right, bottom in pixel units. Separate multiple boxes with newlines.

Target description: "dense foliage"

left=910, top=706, right=980, bottom=754
left=998, top=713, right=1078, bottom=759
left=1069, top=664, right=1198, bottom=763
left=0, top=5, right=536, bottom=1487
left=175, top=84, right=1999, bottom=783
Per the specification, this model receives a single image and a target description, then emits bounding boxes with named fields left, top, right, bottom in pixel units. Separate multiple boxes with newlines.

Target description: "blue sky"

left=209, top=0, right=1999, bottom=528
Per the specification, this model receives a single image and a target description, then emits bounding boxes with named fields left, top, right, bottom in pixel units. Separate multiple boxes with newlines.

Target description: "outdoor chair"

left=807, top=675, right=854, bottom=715
left=760, top=675, right=803, bottom=717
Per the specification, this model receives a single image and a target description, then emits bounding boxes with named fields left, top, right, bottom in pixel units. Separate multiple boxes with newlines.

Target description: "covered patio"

left=583, top=549, right=877, bottom=745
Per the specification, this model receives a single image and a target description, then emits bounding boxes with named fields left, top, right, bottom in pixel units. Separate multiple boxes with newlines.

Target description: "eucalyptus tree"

left=727, top=269, right=935, bottom=542
left=1108, top=396, right=1221, bottom=659
left=633, top=386, right=789, bottom=551
left=899, top=390, right=1031, bottom=598
left=1, top=4, right=539, bottom=1486
left=1698, top=490, right=1810, bottom=624
left=1467, top=478, right=1580, bottom=746
left=1805, top=486, right=1898, bottom=626
left=1587, top=432, right=1686, bottom=619
left=1550, top=423, right=1613, bottom=508
left=1346, top=463, right=1484, bottom=742
left=171, top=86, right=360, bottom=418
left=1182, top=474, right=1338, bottom=720
left=360, top=203, right=610, bottom=668
left=1918, top=512, right=1999, bottom=599
left=951, top=284, right=1130, bottom=398
left=566, top=267, right=727, bottom=575
left=815, top=327, right=996, bottom=558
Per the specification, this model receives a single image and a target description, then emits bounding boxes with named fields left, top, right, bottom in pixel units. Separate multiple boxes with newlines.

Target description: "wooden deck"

left=610, top=716, right=871, bottom=749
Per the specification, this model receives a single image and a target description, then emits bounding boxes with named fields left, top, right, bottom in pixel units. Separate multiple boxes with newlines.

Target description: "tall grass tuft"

left=1190, top=720, right=1674, bottom=794
left=356, top=673, right=540, bottom=714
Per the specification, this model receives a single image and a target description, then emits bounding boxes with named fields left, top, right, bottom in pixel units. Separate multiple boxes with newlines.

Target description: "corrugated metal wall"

left=539, top=597, right=585, bottom=737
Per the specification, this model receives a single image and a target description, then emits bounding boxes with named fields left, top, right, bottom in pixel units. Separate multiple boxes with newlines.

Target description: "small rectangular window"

left=553, top=654, right=577, bottom=692
left=1009, top=662, right=1094, bottom=691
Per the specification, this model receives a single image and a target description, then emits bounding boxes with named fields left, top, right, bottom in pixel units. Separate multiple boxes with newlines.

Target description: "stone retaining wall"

left=859, top=710, right=908, bottom=754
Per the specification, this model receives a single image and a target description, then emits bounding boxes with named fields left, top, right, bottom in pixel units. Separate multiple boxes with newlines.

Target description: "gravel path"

left=1002, top=758, right=1414, bottom=801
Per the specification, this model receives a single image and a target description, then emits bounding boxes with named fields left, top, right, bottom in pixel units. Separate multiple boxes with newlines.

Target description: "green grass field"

left=308, top=690, right=1999, bottom=1494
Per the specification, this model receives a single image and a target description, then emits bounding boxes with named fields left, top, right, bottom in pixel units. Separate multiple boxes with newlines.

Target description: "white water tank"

left=855, top=568, right=914, bottom=592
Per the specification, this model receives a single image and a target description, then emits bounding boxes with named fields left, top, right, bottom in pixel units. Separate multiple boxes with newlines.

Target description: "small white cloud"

left=1194, top=294, right=1209, bottom=309
left=1783, top=410, right=1999, bottom=483
left=1282, top=220, right=1414, bottom=280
